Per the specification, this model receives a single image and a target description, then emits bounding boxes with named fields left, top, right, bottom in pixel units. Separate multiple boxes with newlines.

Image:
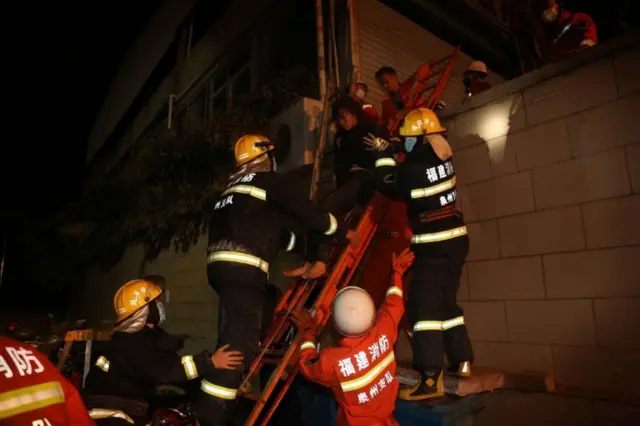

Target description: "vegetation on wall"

left=16, top=66, right=316, bottom=286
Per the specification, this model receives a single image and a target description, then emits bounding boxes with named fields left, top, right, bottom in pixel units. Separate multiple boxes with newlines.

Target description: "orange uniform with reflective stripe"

left=298, top=276, right=405, bottom=426
left=0, top=336, right=95, bottom=426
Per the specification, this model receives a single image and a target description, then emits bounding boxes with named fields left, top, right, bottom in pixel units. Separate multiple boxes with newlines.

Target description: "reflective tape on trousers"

left=207, top=251, right=269, bottom=273
left=410, top=226, right=467, bottom=244
left=200, top=379, right=238, bottom=400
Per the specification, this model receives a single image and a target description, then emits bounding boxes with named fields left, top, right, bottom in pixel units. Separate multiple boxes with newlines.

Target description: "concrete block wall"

left=443, top=41, right=640, bottom=402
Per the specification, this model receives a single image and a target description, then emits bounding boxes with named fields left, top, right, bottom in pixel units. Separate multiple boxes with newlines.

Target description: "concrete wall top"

left=442, top=30, right=640, bottom=121
left=358, top=0, right=504, bottom=110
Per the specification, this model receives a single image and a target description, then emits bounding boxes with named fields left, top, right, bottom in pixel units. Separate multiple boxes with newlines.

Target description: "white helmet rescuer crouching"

left=331, top=286, right=376, bottom=337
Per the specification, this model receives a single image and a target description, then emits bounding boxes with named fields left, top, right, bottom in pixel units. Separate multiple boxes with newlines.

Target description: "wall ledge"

left=442, top=29, right=640, bottom=120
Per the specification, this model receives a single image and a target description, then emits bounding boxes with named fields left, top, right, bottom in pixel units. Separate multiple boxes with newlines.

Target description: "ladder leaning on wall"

left=239, top=37, right=461, bottom=425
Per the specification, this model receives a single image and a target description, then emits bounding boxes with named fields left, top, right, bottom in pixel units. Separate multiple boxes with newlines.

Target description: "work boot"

left=447, top=361, right=472, bottom=378
left=284, top=262, right=312, bottom=278
left=302, top=261, right=327, bottom=279
left=398, top=369, right=444, bottom=401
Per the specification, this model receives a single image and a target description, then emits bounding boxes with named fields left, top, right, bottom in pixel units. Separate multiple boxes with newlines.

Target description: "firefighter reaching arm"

left=292, top=249, right=415, bottom=426
left=375, top=248, right=413, bottom=341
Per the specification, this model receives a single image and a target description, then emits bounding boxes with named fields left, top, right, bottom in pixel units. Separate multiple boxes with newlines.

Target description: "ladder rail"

left=243, top=196, right=386, bottom=425
left=388, top=46, right=460, bottom=135
left=243, top=46, right=460, bottom=424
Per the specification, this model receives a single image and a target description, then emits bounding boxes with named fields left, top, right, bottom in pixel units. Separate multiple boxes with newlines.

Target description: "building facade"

left=82, top=0, right=504, bottom=349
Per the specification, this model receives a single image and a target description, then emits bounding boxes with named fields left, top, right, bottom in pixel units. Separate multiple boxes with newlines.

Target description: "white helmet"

left=331, top=286, right=376, bottom=337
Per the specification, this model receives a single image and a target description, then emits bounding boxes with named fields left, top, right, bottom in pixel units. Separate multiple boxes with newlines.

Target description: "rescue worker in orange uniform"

left=84, top=279, right=243, bottom=425
left=463, top=61, right=492, bottom=99
left=0, top=335, right=96, bottom=426
left=285, top=97, right=391, bottom=279
left=349, top=81, right=380, bottom=124
left=375, top=64, right=432, bottom=131
left=542, top=0, right=598, bottom=62
left=370, top=108, right=473, bottom=400
left=197, top=134, right=352, bottom=425
left=293, top=248, right=415, bottom=426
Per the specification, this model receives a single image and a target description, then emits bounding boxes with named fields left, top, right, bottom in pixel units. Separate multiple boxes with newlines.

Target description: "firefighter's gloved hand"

left=291, top=310, right=316, bottom=334
left=211, top=344, right=244, bottom=370
left=364, top=133, right=390, bottom=151
left=392, top=248, right=415, bottom=276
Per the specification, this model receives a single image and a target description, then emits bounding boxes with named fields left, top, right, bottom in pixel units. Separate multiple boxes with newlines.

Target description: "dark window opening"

left=229, top=38, right=252, bottom=75
left=213, top=68, right=228, bottom=93
left=188, top=92, right=206, bottom=129
left=175, top=109, right=187, bottom=134
left=212, top=89, right=229, bottom=115
left=232, top=67, right=251, bottom=100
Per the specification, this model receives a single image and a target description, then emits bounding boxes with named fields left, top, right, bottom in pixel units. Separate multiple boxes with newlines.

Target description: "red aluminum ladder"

left=240, top=47, right=460, bottom=426
left=388, top=47, right=460, bottom=135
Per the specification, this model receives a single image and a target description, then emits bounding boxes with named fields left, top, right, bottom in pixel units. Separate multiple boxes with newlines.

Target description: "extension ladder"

left=241, top=47, right=459, bottom=426
left=240, top=194, right=387, bottom=425
left=388, top=47, right=460, bottom=135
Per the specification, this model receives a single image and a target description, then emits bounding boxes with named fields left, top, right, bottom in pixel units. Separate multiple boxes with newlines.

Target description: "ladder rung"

left=431, top=54, right=454, bottom=67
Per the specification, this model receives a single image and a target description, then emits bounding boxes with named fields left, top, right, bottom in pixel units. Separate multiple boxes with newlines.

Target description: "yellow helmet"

left=398, top=108, right=447, bottom=137
left=234, top=134, right=275, bottom=167
left=113, top=279, right=163, bottom=323
left=466, top=60, right=488, bottom=75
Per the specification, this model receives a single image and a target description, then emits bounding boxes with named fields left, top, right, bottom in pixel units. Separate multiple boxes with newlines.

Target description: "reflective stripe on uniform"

left=300, top=341, right=316, bottom=351
left=442, top=316, right=465, bottom=330
left=413, top=320, right=443, bottom=332
left=181, top=355, right=198, bottom=380
left=410, top=176, right=456, bottom=199
left=96, top=355, right=110, bottom=372
left=324, top=213, right=338, bottom=235
left=340, top=351, right=395, bottom=392
left=0, top=381, right=65, bottom=420
left=200, top=379, right=237, bottom=400
left=285, top=231, right=296, bottom=252
left=413, top=316, right=465, bottom=332
left=386, top=286, right=403, bottom=298
left=375, top=157, right=397, bottom=168
left=207, top=251, right=269, bottom=273
left=410, top=226, right=467, bottom=244
left=89, top=408, right=134, bottom=424
left=222, top=184, right=267, bottom=201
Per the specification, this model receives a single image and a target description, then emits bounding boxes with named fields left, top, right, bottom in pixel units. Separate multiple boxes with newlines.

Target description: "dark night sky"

left=0, top=1, right=157, bottom=308
left=2, top=1, right=158, bottom=216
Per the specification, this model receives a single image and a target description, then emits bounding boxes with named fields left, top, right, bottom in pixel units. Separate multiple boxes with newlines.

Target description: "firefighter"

left=0, top=335, right=95, bottom=426
left=369, top=108, right=473, bottom=400
left=293, top=248, right=415, bottom=426
left=542, top=0, right=598, bottom=62
left=375, top=64, right=432, bottom=131
left=83, top=279, right=243, bottom=425
left=196, top=134, right=352, bottom=425
left=463, top=61, right=492, bottom=99
left=285, top=96, right=392, bottom=279
left=349, top=81, right=380, bottom=124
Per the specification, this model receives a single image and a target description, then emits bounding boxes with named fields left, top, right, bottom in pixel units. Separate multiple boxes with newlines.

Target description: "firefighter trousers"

left=195, top=265, right=269, bottom=426
left=407, top=236, right=473, bottom=371
left=306, top=170, right=374, bottom=261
